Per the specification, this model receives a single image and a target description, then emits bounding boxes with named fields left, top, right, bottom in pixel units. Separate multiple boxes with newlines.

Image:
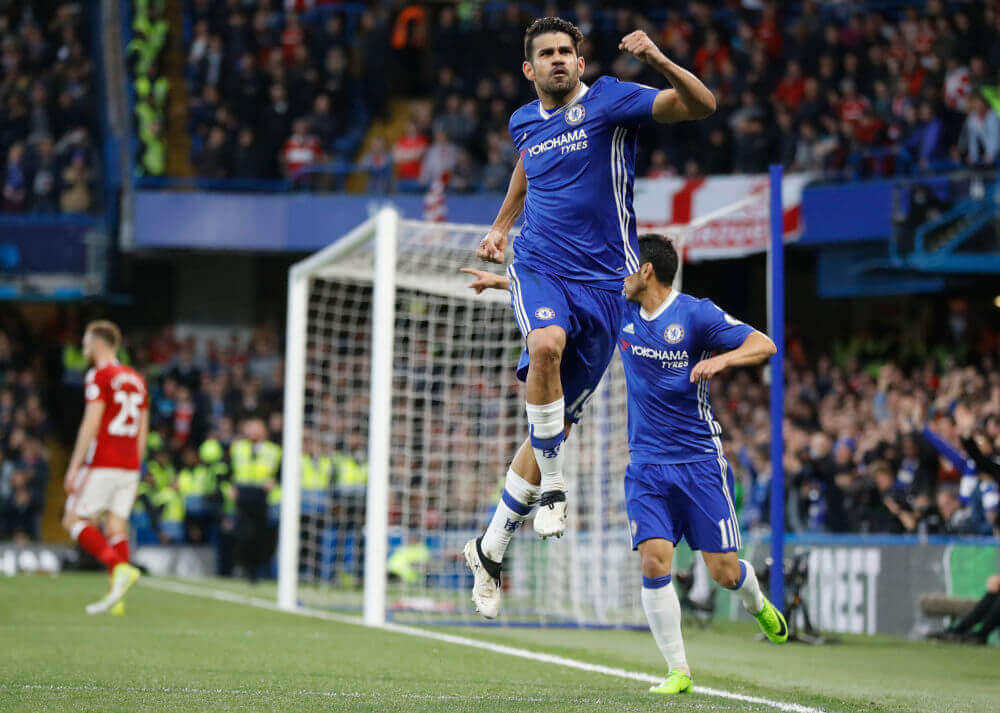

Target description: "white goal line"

left=140, top=578, right=825, bottom=713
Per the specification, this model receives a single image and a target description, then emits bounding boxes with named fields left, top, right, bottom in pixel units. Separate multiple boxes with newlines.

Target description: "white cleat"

left=464, top=537, right=502, bottom=619
left=85, top=563, right=140, bottom=615
left=533, top=491, right=567, bottom=538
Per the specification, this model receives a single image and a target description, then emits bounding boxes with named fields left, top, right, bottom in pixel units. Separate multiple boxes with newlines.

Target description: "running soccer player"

left=465, top=17, right=716, bottom=619
left=62, top=321, right=145, bottom=615
left=462, top=233, right=787, bottom=694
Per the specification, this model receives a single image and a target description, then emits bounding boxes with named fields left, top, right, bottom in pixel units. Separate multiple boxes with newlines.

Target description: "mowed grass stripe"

left=141, top=577, right=826, bottom=713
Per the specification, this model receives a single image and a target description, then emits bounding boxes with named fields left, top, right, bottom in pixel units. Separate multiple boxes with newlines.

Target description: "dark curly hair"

left=523, top=17, right=584, bottom=61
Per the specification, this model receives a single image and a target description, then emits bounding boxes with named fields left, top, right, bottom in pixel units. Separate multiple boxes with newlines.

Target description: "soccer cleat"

left=463, top=537, right=502, bottom=619
left=110, top=601, right=125, bottom=616
left=85, top=563, right=141, bottom=615
left=649, top=670, right=693, bottom=695
left=533, top=490, right=567, bottom=538
left=753, top=597, right=789, bottom=644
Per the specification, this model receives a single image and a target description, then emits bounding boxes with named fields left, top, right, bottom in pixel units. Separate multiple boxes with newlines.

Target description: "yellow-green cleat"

left=649, top=669, right=693, bottom=695
left=753, top=597, right=788, bottom=644
left=110, top=601, right=125, bottom=616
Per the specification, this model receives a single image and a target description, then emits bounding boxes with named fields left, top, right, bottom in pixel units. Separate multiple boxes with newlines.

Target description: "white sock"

left=526, top=398, right=565, bottom=493
left=728, top=559, right=765, bottom=614
left=481, top=469, right=540, bottom=562
left=641, top=576, right=689, bottom=674
left=70, top=521, right=87, bottom=540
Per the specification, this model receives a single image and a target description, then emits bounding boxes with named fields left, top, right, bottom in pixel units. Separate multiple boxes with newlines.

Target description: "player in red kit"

left=62, top=321, right=147, bottom=615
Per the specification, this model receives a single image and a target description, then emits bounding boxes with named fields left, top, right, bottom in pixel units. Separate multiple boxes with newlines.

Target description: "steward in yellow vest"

left=230, top=419, right=281, bottom=583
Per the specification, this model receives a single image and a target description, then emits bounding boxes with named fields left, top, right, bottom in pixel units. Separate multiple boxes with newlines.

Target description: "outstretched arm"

left=619, top=30, right=717, bottom=123
left=460, top=268, right=510, bottom=294
left=477, top=158, right=526, bottom=264
left=690, top=331, right=777, bottom=383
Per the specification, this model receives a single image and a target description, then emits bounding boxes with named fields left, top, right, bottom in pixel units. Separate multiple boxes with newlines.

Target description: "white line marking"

left=141, top=578, right=826, bottom=713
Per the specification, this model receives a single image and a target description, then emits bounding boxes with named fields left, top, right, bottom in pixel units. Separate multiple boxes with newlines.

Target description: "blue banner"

left=135, top=181, right=909, bottom=252
left=799, top=181, right=895, bottom=243
left=134, top=191, right=507, bottom=251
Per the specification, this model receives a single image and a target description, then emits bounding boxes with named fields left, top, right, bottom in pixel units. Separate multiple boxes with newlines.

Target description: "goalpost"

left=278, top=168, right=785, bottom=625
left=278, top=208, right=639, bottom=627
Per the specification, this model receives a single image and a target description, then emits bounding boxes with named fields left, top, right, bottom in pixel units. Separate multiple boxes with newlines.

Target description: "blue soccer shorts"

left=624, top=458, right=742, bottom=553
left=506, top=262, right=623, bottom=423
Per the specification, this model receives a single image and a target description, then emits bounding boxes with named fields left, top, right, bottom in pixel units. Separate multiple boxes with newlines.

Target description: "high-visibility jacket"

left=148, top=461, right=175, bottom=490
left=334, top=454, right=367, bottom=487
left=387, top=543, right=431, bottom=584
left=134, top=479, right=154, bottom=513
left=230, top=439, right=281, bottom=487
left=302, top=454, right=333, bottom=490
left=146, top=430, right=164, bottom=454
left=220, top=482, right=236, bottom=516
left=152, top=485, right=184, bottom=524
left=62, top=344, right=88, bottom=370
left=177, top=465, right=216, bottom=498
left=267, top=485, right=282, bottom=506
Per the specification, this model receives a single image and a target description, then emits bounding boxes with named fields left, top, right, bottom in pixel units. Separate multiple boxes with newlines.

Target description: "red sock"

left=109, top=535, right=129, bottom=564
left=74, top=524, right=123, bottom=573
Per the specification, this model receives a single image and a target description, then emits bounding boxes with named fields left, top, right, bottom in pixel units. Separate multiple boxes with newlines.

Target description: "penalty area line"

left=141, top=578, right=825, bottom=713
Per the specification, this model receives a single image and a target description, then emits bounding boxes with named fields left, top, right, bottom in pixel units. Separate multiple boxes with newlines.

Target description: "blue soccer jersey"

left=617, top=291, right=756, bottom=465
left=509, top=76, right=659, bottom=291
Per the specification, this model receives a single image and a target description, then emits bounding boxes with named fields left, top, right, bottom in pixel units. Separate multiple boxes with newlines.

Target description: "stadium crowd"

left=718, top=314, right=1000, bottom=537
left=0, top=321, right=53, bottom=543
left=181, top=0, right=1000, bottom=189
left=0, top=1, right=99, bottom=214
left=3, top=307, right=998, bottom=548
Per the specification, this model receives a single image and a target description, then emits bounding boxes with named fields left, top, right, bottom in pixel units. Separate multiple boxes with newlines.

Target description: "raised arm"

left=477, top=157, right=527, bottom=264
left=618, top=31, right=717, bottom=123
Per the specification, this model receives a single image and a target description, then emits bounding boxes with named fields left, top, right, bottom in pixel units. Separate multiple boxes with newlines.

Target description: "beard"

left=538, top=70, right=576, bottom=98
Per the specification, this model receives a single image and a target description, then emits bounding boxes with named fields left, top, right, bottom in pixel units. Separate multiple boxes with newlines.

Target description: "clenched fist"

left=477, top=229, right=508, bottom=264
left=618, top=30, right=664, bottom=64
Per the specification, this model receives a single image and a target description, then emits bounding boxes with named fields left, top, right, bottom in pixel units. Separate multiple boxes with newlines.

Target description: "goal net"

left=278, top=208, right=641, bottom=626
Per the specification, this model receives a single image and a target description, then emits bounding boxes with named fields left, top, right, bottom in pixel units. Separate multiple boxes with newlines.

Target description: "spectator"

left=931, top=573, right=1000, bottom=644
left=773, top=60, right=805, bottom=111
left=419, top=129, right=459, bottom=187
left=2, top=143, right=28, bottom=213
left=307, top=94, right=340, bottom=152
left=644, top=149, right=675, bottom=178
left=59, top=154, right=91, bottom=213
left=231, top=128, right=268, bottom=180
left=958, top=94, right=1000, bottom=167
left=280, top=118, right=322, bottom=181
left=192, top=126, right=230, bottom=179
left=359, top=135, right=393, bottom=194
left=393, top=121, right=429, bottom=185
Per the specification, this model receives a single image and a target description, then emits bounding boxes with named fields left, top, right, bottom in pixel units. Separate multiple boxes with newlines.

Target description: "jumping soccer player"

left=465, top=17, right=716, bottom=619
left=62, top=321, right=146, bottom=615
left=462, top=233, right=787, bottom=694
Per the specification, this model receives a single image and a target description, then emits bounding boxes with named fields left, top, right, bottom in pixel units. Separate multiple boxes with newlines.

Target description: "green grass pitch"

left=2, top=573, right=998, bottom=712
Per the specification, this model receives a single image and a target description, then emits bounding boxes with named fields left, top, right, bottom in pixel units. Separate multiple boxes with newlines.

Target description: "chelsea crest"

left=664, top=323, right=685, bottom=344
left=565, top=104, right=586, bottom=125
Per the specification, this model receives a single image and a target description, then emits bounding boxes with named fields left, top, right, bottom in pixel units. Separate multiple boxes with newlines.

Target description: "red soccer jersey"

left=84, top=360, right=148, bottom=470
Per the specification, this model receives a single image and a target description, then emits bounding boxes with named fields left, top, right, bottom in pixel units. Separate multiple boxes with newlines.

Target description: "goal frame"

left=277, top=207, right=398, bottom=624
